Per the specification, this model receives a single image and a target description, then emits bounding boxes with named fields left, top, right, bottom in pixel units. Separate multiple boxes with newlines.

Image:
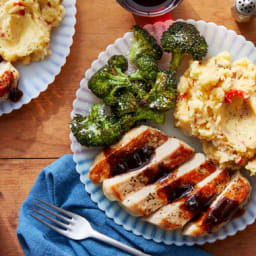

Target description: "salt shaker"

left=231, top=0, right=256, bottom=22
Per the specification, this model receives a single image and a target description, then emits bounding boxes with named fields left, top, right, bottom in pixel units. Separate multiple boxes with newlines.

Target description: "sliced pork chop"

left=122, top=153, right=216, bottom=216
left=0, top=61, right=19, bottom=102
left=183, top=172, right=251, bottom=236
left=102, top=138, right=194, bottom=201
left=145, top=168, right=230, bottom=230
left=89, top=125, right=168, bottom=184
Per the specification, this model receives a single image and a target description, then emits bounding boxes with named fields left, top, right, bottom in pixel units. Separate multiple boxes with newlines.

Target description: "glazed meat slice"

left=183, top=172, right=251, bottom=236
left=102, top=138, right=194, bottom=201
left=0, top=61, right=19, bottom=102
left=121, top=153, right=216, bottom=216
left=145, top=168, right=230, bottom=230
left=89, top=125, right=168, bottom=184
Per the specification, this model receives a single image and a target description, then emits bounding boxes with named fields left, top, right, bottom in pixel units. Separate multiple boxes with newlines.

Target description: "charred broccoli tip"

left=129, top=25, right=163, bottom=63
left=71, top=104, right=123, bottom=147
left=88, top=56, right=130, bottom=99
left=161, top=22, right=208, bottom=72
left=130, top=54, right=159, bottom=82
left=108, top=55, right=128, bottom=73
left=143, top=71, right=177, bottom=111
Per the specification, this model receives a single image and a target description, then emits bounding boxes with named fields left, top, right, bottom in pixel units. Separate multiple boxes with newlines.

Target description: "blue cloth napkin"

left=17, top=154, right=213, bottom=256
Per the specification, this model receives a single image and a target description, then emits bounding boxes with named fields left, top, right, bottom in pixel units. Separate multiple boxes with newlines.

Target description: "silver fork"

left=30, top=199, right=150, bottom=256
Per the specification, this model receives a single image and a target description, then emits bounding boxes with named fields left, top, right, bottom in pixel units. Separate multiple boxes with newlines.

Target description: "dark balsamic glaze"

left=158, top=179, right=194, bottom=203
left=144, top=164, right=174, bottom=185
left=109, top=146, right=193, bottom=185
left=233, top=208, right=245, bottom=219
left=102, top=130, right=168, bottom=182
left=144, top=147, right=194, bottom=185
left=185, top=191, right=216, bottom=212
left=203, top=197, right=240, bottom=233
left=109, top=146, right=154, bottom=177
left=157, top=161, right=217, bottom=203
left=9, top=87, right=23, bottom=102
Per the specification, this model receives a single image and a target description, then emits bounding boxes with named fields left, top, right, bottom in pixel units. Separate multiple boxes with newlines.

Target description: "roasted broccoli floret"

left=71, top=103, right=164, bottom=147
left=108, top=55, right=128, bottom=73
left=129, top=25, right=163, bottom=63
left=71, top=104, right=124, bottom=147
left=143, top=71, right=177, bottom=111
left=109, top=90, right=137, bottom=116
left=74, top=46, right=174, bottom=147
left=134, top=106, right=165, bottom=125
left=88, top=55, right=130, bottom=99
left=130, top=54, right=159, bottom=82
left=161, top=22, right=208, bottom=72
left=109, top=88, right=165, bottom=124
left=130, top=80, right=149, bottom=99
left=103, top=85, right=126, bottom=106
left=88, top=66, right=114, bottom=98
left=88, top=54, right=159, bottom=103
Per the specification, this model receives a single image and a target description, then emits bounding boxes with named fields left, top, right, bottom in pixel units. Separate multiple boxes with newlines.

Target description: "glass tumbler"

left=117, top=0, right=184, bottom=17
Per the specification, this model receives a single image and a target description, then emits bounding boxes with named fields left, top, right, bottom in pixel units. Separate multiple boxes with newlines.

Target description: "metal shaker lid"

left=235, top=0, right=256, bottom=16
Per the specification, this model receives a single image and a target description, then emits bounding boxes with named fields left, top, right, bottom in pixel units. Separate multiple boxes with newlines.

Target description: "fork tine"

left=31, top=208, right=69, bottom=229
left=30, top=214, right=69, bottom=237
left=34, top=203, right=71, bottom=223
left=35, top=198, right=73, bottom=217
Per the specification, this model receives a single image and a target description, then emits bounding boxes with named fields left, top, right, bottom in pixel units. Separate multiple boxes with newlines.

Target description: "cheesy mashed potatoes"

left=174, top=51, right=256, bottom=175
left=0, top=0, right=65, bottom=64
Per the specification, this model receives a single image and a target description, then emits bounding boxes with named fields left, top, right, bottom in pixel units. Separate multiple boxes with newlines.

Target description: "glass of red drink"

left=117, top=0, right=183, bottom=17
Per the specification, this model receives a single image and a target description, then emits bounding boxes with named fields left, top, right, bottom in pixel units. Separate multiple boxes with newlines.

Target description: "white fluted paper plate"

left=0, top=0, right=76, bottom=116
left=70, top=19, right=256, bottom=246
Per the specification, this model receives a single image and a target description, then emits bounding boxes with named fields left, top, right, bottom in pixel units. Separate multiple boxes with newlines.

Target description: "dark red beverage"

left=117, top=0, right=183, bottom=17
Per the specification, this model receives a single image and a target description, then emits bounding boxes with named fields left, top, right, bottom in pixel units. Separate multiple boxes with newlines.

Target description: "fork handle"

left=91, top=230, right=151, bottom=256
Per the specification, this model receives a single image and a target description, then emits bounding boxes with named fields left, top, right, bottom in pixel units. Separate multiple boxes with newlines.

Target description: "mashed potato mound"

left=174, top=51, right=256, bottom=175
left=0, top=0, right=65, bottom=64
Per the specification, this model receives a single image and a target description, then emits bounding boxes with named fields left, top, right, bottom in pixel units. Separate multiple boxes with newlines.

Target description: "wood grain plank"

left=0, top=159, right=55, bottom=256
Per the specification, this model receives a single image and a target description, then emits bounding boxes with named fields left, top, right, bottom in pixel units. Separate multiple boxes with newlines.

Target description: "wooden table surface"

left=1, top=0, right=256, bottom=255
